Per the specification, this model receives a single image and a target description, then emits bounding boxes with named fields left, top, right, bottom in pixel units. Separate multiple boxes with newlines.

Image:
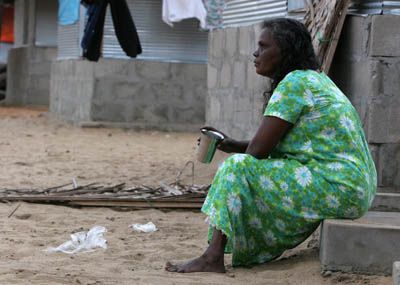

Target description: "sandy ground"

left=0, top=107, right=392, bottom=285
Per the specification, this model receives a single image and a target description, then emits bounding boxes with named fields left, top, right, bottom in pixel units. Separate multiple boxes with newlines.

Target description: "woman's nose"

left=253, top=50, right=258, bottom=57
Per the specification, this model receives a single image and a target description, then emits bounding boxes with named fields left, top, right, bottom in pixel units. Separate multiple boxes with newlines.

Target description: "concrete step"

left=320, top=211, right=400, bottom=275
left=371, top=193, right=400, bottom=212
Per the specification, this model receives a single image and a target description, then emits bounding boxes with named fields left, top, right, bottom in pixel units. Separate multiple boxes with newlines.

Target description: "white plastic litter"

left=131, top=222, right=158, bottom=233
left=46, top=226, right=107, bottom=254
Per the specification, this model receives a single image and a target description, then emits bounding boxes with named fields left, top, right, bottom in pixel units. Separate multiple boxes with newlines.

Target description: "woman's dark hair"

left=262, top=18, right=319, bottom=91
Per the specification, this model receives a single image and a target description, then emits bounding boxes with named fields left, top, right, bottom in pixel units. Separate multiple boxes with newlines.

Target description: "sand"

left=0, top=107, right=392, bottom=285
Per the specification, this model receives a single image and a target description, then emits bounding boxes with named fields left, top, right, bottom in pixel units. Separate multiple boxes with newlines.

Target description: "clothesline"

left=58, top=0, right=226, bottom=30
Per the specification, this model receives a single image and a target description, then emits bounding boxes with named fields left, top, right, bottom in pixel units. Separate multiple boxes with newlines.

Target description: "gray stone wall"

left=50, top=59, right=207, bottom=131
left=3, top=46, right=56, bottom=106
left=206, top=24, right=271, bottom=140
left=330, top=15, right=400, bottom=191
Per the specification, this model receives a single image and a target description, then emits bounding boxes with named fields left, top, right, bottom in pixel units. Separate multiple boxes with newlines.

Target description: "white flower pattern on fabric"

left=249, top=217, right=262, bottom=229
left=235, top=235, right=247, bottom=251
left=233, top=154, right=247, bottom=163
left=226, top=173, right=236, bottom=182
left=227, top=193, right=242, bottom=215
left=255, top=198, right=270, bottom=213
left=302, top=111, right=321, bottom=121
left=327, top=162, right=343, bottom=170
left=340, top=115, right=355, bottom=131
left=321, top=128, right=336, bottom=139
left=268, top=111, right=284, bottom=119
left=275, top=219, right=286, bottom=231
left=282, top=196, right=293, bottom=208
left=345, top=207, right=359, bottom=218
left=337, top=152, right=357, bottom=163
left=304, top=89, right=315, bottom=107
left=302, top=207, right=319, bottom=220
left=273, top=161, right=285, bottom=168
left=295, top=166, right=312, bottom=187
left=269, top=92, right=283, bottom=104
left=356, top=187, right=365, bottom=199
left=326, top=195, right=339, bottom=209
left=260, top=176, right=274, bottom=189
left=301, top=141, right=313, bottom=152
left=263, top=231, right=277, bottom=246
left=280, top=182, right=289, bottom=192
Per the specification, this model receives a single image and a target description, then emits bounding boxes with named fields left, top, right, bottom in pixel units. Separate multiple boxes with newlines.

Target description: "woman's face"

left=253, top=28, right=281, bottom=78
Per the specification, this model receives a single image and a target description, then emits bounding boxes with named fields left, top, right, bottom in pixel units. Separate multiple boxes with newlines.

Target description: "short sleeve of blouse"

left=263, top=72, right=308, bottom=124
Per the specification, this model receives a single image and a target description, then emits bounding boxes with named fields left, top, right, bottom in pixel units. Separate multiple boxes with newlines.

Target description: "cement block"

left=320, top=211, right=400, bottom=275
left=220, top=62, right=231, bottom=88
left=209, top=29, right=224, bottom=59
left=332, top=16, right=367, bottom=60
left=394, top=262, right=400, bottom=285
left=225, top=27, right=237, bottom=57
left=378, top=144, right=400, bottom=187
left=367, top=60, right=400, bottom=143
left=136, top=61, right=171, bottom=80
left=239, top=25, right=254, bottom=56
left=371, top=193, right=400, bottom=212
left=208, top=65, right=218, bottom=89
left=232, top=61, right=246, bottom=88
left=370, top=15, right=400, bottom=57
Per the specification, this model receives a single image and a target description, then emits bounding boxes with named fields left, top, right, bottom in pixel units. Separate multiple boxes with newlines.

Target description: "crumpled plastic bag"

left=46, top=226, right=107, bottom=254
left=131, top=222, right=157, bottom=233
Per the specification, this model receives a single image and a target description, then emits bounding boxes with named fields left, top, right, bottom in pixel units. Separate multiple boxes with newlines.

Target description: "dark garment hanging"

left=81, top=0, right=142, bottom=62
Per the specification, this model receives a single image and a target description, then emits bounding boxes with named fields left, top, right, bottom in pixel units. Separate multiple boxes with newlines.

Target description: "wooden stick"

left=7, top=203, right=21, bottom=218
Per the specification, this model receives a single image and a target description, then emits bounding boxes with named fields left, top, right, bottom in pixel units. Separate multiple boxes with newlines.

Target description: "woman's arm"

left=246, top=116, right=292, bottom=159
left=217, top=138, right=249, bottom=154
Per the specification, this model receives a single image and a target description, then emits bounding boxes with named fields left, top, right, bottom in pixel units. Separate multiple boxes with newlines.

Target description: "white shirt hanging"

left=162, top=0, right=207, bottom=29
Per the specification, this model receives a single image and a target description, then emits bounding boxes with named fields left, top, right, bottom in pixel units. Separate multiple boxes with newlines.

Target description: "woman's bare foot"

left=165, top=254, right=226, bottom=273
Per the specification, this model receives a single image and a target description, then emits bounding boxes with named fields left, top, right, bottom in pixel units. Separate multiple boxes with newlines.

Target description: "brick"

left=378, top=144, right=400, bottom=187
left=220, top=62, right=231, bottom=88
left=232, top=61, right=246, bottom=88
left=225, top=27, right=238, bottom=57
left=370, top=15, right=400, bottom=57
left=371, top=193, right=400, bottom=212
left=207, top=65, right=218, bottom=89
left=367, top=60, right=400, bottom=143
left=320, top=211, right=400, bottom=275
left=209, top=29, right=224, bottom=59
left=239, top=25, right=254, bottom=56
left=136, top=61, right=171, bottom=80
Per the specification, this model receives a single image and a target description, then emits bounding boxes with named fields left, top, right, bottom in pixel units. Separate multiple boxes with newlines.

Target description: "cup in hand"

left=196, top=128, right=225, bottom=163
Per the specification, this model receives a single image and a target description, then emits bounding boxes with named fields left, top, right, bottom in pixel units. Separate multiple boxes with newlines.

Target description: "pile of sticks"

left=0, top=182, right=210, bottom=209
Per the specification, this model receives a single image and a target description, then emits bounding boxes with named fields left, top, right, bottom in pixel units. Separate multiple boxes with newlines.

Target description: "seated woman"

left=166, top=18, right=377, bottom=273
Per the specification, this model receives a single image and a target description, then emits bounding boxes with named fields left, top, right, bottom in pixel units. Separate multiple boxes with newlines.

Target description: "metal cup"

left=196, top=128, right=225, bottom=164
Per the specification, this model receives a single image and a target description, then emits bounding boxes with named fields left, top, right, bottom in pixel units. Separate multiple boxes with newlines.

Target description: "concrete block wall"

left=50, top=59, right=207, bottom=131
left=206, top=24, right=270, bottom=140
left=3, top=46, right=56, bottom=106
left=330, top=15, right=400, bottom=191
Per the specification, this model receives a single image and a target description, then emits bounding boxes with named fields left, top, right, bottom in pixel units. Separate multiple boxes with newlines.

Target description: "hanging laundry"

left=81, top=0, right=142, bottom=62
left=1, top=5, right=14, bottom=43
left=162, top=0, right=207, bottom=29
left=58, top=0, right=80, bottom=26
left=202, top=0, right=226, bottom=30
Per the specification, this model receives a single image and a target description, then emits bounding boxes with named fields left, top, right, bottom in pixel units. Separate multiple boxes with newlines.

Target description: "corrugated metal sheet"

left=57, top=23, right=81, bottom=59
left=102, top=0, right=208, bottom=63
left=383, top=0, right=400, bottom=14
left=223, top=0, right=287, bottom=27
left=349, top=0, right=383, bottom=15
